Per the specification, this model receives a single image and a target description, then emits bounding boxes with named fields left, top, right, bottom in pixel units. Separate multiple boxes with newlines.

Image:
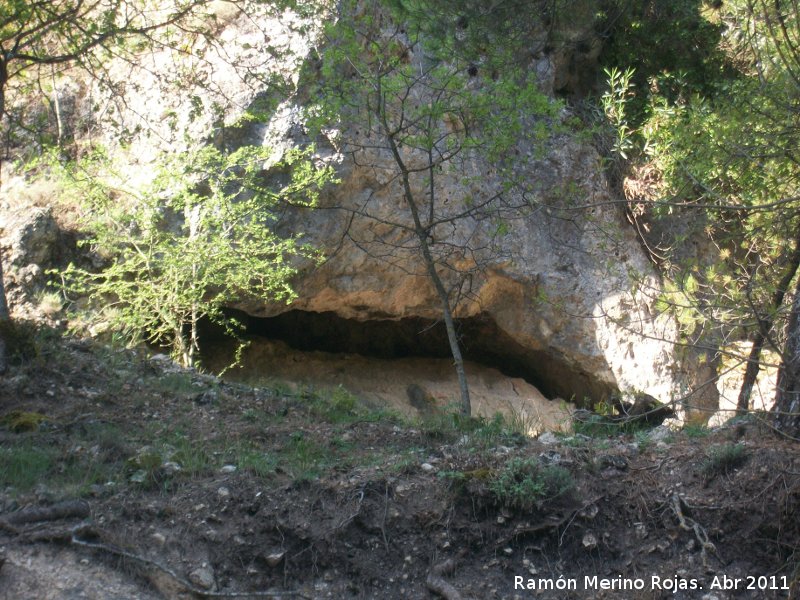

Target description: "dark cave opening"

left=204, top=309, right=612, bottom=403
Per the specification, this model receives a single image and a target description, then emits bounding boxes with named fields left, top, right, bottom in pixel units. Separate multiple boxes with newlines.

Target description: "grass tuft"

left=700, top=443, right=748, bottom=478
left=490, top=457, right=574, bottom=511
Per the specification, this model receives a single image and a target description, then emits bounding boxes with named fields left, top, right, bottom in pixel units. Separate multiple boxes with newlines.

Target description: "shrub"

left=490, top=457, right=574, bottom=511
left=701, top=443, right=748, bottom=478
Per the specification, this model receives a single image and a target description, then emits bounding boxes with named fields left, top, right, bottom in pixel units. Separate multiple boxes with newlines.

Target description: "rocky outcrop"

left=237, top=125, right=679, bottom=405
left=2, top=2, right=682, bottom=411
left=0, top=198, right=67, bottom=317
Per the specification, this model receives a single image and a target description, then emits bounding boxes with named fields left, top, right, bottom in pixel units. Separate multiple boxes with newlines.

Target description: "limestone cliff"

left=2, top=1, right=683, bottom=413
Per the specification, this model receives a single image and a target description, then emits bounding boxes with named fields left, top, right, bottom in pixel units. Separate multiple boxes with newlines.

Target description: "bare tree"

left=311, top=2, right=562, bottom=415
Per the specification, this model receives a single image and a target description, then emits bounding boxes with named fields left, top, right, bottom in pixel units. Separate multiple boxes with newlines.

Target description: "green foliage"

left=58, top=144, right=334, bottom=367
left=489, top=457, right=574, bottom=511
left=384, top=0, right=589, bottom=75
left=314, top=385, right=359, bottom=422
left=700, top=443, right=748, bottom=478
left=572, top=412, right=621, bottom=438
left=600, top=0, right=736, bottom=126
left=601, top=67, right=636, bottom=160
left=0, top=319, right=38, bottom=364
left=152, top=372, right=201, bottom=397
left=600, top=1, right=800, bottom=428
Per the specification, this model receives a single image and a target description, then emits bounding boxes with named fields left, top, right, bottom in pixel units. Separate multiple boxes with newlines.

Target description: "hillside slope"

left=0, top=331, right=797, bottom=599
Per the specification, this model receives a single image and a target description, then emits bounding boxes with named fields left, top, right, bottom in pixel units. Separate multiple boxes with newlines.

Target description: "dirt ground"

left=1, top=331, right=799, bottom=600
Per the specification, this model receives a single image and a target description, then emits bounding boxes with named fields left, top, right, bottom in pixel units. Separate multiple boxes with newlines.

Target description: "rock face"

left=0, top=197, right=69, bottom=317
left=238, top=130, right=679, bottom=405
left=2, top=2, right=682, bottom=410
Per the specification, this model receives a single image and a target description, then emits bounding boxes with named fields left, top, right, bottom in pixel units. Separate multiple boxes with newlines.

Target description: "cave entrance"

left=201, top=309, right=610, bottom=403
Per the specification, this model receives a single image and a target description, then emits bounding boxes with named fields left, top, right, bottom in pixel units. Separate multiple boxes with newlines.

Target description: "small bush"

left=36, top=289, right=64, bottom=317
left=490, top=457, right=574, bottom=511
left=316, top=385, right=359, bottom=423
left=1, top=410, right=50, bottom=433
left=573, top=412, right=620, bottom=438
left=0, top=319, right=39, bottom=363
left=701, top=443, right=748, bottom=478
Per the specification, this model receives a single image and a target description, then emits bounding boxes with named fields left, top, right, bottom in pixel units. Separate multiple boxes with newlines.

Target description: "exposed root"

left=670, top=493, right=718, bottom=570
left=0, top=499, right=90, bottom=534
left=4, top=500, right=91, bottom=524
left=426, top=559, right=468, bottom=600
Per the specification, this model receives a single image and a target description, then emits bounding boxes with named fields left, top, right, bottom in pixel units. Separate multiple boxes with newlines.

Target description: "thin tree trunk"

left=51, top=66, right=64, bottom=147
left=737, top=227, right=800, bottom=412
left=0, top=256, right=9, bottom=375
left=380, top=109, right=472, bottom=416
left=0, top=66, right=10, bottom=375
left=403, top=172, right=471, bottom=415
left=773, top=276, right=800, bottom=437
left=737, top=337, right=765, bottom=413
left=418, top=234, right=471, bottom=416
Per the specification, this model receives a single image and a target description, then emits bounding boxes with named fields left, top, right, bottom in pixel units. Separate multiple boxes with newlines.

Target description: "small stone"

left=582, top=532, right=598, bottom=549
left=596, top=454, right=628, bottom=470
left=189, top=566, right=215, bottom=590
left=421, top=463, right=435, bottom=472
left=217, top=486, right=231, bottom=498
left=648, top=426, right=671, bottom=442
left=264, top=552, right=285, bottom=567
left=539, top=450, right=561, bottom=464
left=537, top=432, right=559, bottom=445
left=220, top=465, right=237, bottom=474
left=503, top=547, right=513, bottom=555
left=204, top=529, right=221, bottom=543
left=634, top=523, right=647, bottom=539
left=151, top=532, right=167, bottom=546
left=162, top=461, right=182, bottom=475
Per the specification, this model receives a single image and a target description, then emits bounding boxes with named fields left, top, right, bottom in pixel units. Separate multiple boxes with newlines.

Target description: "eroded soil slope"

left=0, top=331, right=798, bottom=599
